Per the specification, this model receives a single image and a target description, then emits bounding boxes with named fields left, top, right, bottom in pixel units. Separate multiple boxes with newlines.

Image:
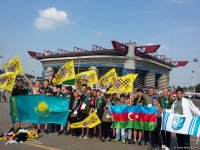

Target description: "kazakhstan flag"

left=10, top=95, right=70, bottom=126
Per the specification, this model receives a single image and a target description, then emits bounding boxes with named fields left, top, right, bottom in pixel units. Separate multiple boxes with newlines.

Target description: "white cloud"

left=34, top=7, right=71, bottom=30
left=91, top=30, right=103, bottom=37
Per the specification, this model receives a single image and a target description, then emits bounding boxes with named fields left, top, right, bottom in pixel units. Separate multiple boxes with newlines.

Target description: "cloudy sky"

left=0, top=0, right=199, bottom=87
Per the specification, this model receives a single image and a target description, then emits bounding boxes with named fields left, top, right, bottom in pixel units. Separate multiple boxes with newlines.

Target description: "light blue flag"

left=162, top=112, right=200, bottom=137
left=10, top=95, right=70, bottom=126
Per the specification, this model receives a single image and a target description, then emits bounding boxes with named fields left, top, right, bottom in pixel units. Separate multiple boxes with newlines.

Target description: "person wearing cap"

left=148, top=97, right=162, bottom=150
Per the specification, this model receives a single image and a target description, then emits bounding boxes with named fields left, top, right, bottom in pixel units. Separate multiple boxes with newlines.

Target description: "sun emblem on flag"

left=35, top=101, right=51, bottom=117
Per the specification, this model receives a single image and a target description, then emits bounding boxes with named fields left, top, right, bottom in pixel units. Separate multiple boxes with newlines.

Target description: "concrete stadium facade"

left=28, top=41, right=188, bottom=89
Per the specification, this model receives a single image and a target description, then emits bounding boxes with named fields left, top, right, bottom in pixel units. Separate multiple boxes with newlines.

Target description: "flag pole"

left=196, top=136, right=199, bottom=145
left=78, top=59, right=80, bottom=74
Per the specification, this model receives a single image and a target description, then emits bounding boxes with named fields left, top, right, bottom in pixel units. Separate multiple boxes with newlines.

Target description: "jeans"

left=126, top=129, right=132, bottom=140
left=116, top=128, right=125, bottom=141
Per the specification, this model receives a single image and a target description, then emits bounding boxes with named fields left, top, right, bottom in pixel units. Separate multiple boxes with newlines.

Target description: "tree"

left=195, top=83, right=200, bottom=93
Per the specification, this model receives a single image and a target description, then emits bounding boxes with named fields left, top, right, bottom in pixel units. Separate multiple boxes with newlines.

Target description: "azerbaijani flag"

left=110, top=105, right=157, bottom=131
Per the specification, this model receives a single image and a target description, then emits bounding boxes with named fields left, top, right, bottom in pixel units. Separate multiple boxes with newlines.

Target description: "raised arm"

left=22, top=74, right=33, bottom=89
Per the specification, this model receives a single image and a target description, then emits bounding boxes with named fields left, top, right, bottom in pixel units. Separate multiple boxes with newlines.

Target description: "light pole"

left=193, top=58, right=198, bottom=92
left=0, top=55, right=3, bottom=74
left=192, top=70, right=195, bottom=92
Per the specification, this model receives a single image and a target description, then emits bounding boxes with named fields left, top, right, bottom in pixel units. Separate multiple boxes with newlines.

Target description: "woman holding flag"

left=23, top=74, right=43, bottom=133
left=132, top=89, right=147, bottom=145
left=23, top=74, right=43, bottom=95
left=67, top=89, right=81, bottom=136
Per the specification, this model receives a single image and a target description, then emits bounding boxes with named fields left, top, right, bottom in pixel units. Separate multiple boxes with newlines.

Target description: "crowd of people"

left=6, top=75, right=200, bottom=150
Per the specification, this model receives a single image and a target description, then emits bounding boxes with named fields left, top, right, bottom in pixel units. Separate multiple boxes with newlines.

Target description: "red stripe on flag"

left=112, top=113, right=157, bottom=122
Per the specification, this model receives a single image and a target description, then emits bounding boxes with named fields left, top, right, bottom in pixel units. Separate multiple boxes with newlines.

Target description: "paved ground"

left=0, top=100, right=200, bottom=150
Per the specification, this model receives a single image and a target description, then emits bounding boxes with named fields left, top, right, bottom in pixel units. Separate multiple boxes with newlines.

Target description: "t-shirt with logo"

left=82, top=95, right=92, bottom=114
left=159, top=96, right=173, bottom=110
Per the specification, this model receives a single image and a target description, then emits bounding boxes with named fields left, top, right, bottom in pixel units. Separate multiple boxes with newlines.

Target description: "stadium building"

left=28, top=41, right=188, bottom=89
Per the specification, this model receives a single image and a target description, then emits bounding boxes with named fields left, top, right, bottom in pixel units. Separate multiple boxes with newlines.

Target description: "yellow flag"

left=99, top=68, right=117, bottom=86
left=116, top=74, right=138, bottom=93
left=52, top=60, right=75, bottom=85
left=27, top=129, right=39, bottom=139
left=106, top=84, right=118, bottom=94
left=3, top=56, right=23, bottom=74
left=70, top=112, right=101, bottom=128
left=75, top=70, right=98, bottom=87
left=0, top=72, right=17, bottom=91
left=106, top=74, right=138, bottom=94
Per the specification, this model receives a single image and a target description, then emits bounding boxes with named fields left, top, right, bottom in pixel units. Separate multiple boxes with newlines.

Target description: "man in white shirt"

left=171, top=88, right=200, bottom=150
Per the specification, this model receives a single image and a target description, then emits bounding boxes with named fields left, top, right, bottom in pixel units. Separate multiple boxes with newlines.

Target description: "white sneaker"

left=165, top=147, right=169, bottom=150
left=83, top=135, right=88, bottom=139
left=79, top=134, right=84, bottom=138
left=162, top=145, right=166, bottom=149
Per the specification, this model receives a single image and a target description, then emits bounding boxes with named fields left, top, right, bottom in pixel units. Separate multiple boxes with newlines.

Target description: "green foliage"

left=195, top=83, right=200, bottom=92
